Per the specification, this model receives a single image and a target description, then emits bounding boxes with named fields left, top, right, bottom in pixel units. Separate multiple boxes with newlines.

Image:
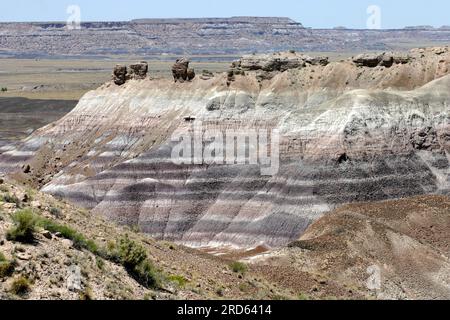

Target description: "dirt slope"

left=250, top=195, right=450, bottom=300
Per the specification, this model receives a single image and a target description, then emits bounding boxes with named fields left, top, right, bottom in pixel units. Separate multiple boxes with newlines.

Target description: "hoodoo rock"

left=172, top=58, right=195, bottom=82
left=113, top=64, right=127, bottom=85
left=129, top=61, right=148, bottom=80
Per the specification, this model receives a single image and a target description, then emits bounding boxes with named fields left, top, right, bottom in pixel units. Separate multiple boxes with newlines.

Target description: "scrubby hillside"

left=0, top=177, right=295, bottom=300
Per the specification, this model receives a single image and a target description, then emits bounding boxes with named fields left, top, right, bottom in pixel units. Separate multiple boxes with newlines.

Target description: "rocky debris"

left=172, top=58, right=195, bottom=82
left=410, top=126, right=439, bottom=150
left=129, top=61, right=148, bottom=80
left=304, top=56, right=329, bottom=66
left=352, top=52, right=412, bottom=68
left=113, top=65, right=127, bottom=85
left=200, top=70, right=214, bottom=80
left=228, top=52, right=329, bottom=82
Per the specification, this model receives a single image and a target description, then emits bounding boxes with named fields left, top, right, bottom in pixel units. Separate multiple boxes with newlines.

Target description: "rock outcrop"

left=113, top=62, right=148, bottom=85
left=172, top=58, right=195, bottom=82
left=113, top=65, right=127, bottom=85
left=129, top=61, right=148, bottom=80
left=228, top=51, right=329, bottom=82
left=352, top=52, right=412, bottom=67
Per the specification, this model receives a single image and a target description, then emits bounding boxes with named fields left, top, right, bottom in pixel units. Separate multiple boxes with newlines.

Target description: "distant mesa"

left=130, top=16, right=301, bottom=25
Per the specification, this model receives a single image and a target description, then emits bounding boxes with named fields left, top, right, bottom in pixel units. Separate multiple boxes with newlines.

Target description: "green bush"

left=168, top=274, right=188, bottom=288
left=111, top=235, right=160, bottom=289
left=229, top=261, right=247, bottom=274
left=1, top=87, right=7, bottom=92
left=6, top=209, right=37, bottom=243
left=115, top=235, right=147, bottom=268
left=49, top=207, right=62, bottom=217
left=133, top=260, right=160, bottom=289
left=1, top=193, right=21, bottom=207
left=10, top=276, right=30, bottom=296
left=38, top=218, right=98, bottom=253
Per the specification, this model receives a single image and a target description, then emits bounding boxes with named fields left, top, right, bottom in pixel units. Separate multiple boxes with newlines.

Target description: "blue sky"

left=1, top=0, right=449, bottom=29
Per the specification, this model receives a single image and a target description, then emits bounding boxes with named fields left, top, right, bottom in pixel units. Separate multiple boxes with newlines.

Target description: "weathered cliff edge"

left=1, top=47, right=449, bottom=249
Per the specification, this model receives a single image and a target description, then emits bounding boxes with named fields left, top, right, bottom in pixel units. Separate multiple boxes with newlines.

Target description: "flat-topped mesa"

left=172, top=57, right=196, bottom=82
left=113, top=61, right=149, bottom=85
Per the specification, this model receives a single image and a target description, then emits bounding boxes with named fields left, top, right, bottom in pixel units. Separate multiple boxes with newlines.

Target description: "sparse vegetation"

left=49, top=206, right=62, bottom=217
left=79, top=287, right=94, bottom=300
left=0, top=252, right=15, bottom=278
left=229, top=261, right=247, bottom=274
left=168, top=274, right=188, bottom=288
left=298, top=293, right=311, bottom=300
left=1, top=87, right=7, bottom=92
left=6, top=209, right=37, bottom=243
left=10, top=276, right=31, bottom=296
left=108, top=235, right=161, bottom=289
left=38, top=218, right=99, bottom=253
left=1, top=193, right=21, bottom=207
left=96, top=257, right=105, bottom=270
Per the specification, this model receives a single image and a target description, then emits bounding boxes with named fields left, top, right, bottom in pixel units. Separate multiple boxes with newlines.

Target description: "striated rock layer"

left=1, top=48, right=449, bottom=249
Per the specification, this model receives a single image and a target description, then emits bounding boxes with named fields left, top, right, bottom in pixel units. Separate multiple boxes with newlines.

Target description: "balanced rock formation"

left=113, top=64, right=127, bottom=85
left=113, top=62, right=149, bottom=85
left=172, top=58, right=195, bottom=82
left=1, top=47, right=449, bottom=250
left=129, top=61, right=148, bottom=80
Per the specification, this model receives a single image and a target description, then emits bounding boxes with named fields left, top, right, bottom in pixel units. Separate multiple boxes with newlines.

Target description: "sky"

left=0, top=0, right=449, bottom=29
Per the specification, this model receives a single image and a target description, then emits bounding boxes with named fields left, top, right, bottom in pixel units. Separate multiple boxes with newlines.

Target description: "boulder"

left=113, top=64, right=127, bottom=85
left=172, top=58, right=191, bottom=82
left=187, top=68, right=196, bottom=81
left=305, top=56, right=329, bottom=66
left=353, top=52, right=412, bottom=68
left=200, top=70, right=214, bottom=80
left=129, top=61, right=148, bottom=80
left=352, top=53, right=382, bottom=68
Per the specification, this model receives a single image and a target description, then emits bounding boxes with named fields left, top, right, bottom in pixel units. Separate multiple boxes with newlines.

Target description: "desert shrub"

left=96, top=257, right=105, bottom=270
left=10, top=276, right=30, bottom=296
left=229, top=261, right=247, bottom=274
left=0, top=252, right=15, bottom=278
left=38, top=218, right=98, bottom=253
left=6, top=209, right=37, bottom=243
left=2, top=193, right=21, bottom=207
left=133, top=260, right=160, bottom=289
left=168, top=274, right=188, bottom=288
left=115, top=235, right=147, bottom=268
left=111, top=235, right=160, bottom=289
left=79, top=287, right=94, bottom=300
left=49, top=206, right=62, bottom=217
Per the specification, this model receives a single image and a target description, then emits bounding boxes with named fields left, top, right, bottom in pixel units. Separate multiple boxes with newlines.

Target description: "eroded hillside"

left=0, top=47, right=449, bottom=250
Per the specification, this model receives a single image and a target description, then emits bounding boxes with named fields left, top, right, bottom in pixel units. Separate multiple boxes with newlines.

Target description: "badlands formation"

left=0, top=47, right=449, bottom=251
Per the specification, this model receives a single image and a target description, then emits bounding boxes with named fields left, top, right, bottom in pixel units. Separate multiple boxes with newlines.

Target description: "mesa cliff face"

left=1, top=48, right=449, bottom=249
